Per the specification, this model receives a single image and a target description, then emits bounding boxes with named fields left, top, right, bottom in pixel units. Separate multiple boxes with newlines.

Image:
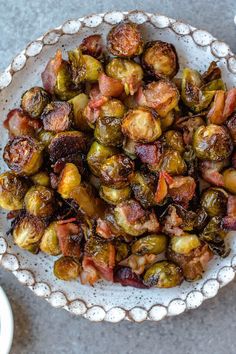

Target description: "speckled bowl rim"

left=0, top=10, right=236, bottom=323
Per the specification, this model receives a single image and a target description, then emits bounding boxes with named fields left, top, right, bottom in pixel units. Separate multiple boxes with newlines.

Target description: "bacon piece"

left=135, top=141, right=163, bottom=165
left=114, top=267, right=148, bottom=288
left=199, top=160, right=228, bottom=187
left=168, top=176, right=196, bottom=208
left=207, top=90, right=225, bottom=124
left=56, top=222, right=82, bottom=257
left=52, top=154, right=85, bottom=175
left=119, top=254, right=157, bottom=275
left=3, top=109, right=38, bottom=137
left=120, top=199, right=146, bottom=223
left=223, top=88, right=236, bottom=119
left=155, top=172, right=168, bottom=204
left=162, top=205, right=184, bottom=237
left=80, top=256, right=100, bottom=285
left=223, top=195, right=236, bottom=230
left=98, top=72, right=124, bottom=97
left=41, top=50, right=63, bottom=94
left=80, top=34, right=103, bottom=58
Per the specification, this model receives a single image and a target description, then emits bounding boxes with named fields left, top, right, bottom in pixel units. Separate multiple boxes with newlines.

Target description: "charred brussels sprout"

left=24, top=185, right=55, bottom=218
left=201, top=187, right=228, bottom=217
left=122, top=107, right=162, bottom=143
left=94, top=116, right=123, bottom=147
left=142, top=40, right=179, bottom=79
left=0, top=172, right=28, bottom=210
left=170, top=234, right=201, bottom=255
left=40, top=221, right=61, bottom=255
left=21, top=87, right=50, bottom=118
left=130, top=171, right=156, bottom=208
left=107, top=22, right=143, bottom=58
left=57, top=163, right=81, bottom=199
left=132, top=234, right=167, bottom=256
left=41, top=101, right=72, bottom=132
left=100, top=99, right=126, bottom=118
left=13, top=215, right=45, bottom=252
left=100, top=154, right=134, bottom=188
left=223, top=168, right=236, bottom=194
left=69, top=93, right=91, bottom=131
left=164, top=130, right=184, bottom=154
left=31, top=171, right=50, bottom=187
left=54, top=256, right=81, bottom=280
left=3, top=136, right=44, bottom=176
left=87, top=141, right=118, bottom=176
left=143, top=261, right=183, bottom=288
left=99, top=185, right=131, bottom=205
left=193, top=125, right=233, bottom=161
left=106, top=58, right=143, bottom=95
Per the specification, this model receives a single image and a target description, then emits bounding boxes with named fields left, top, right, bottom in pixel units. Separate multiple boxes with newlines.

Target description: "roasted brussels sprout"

left=136, top=80, right=180, bottom=117
left=201, top=187, right=228, bottom=217
left=3, top=109, right=38, bottom=137
left=122, top=107, right=162, bottom=143
left=0, top=172, right=28, bottom=210
left=158, top=150, right=187, bottom=176
left=132, top=234, right=167, bottom=256
left=96, top=210, right=128, bottom=239
left=57, top=163, right=81, bottom=199
left=115, top=241, right=129, bottom=262
left=226, top=113, right=236, bottom=145
left=122, top=138, right=137, bottom=159
left=143, top=261, right=183, bottom=288
left=130, top=171, right=156, bottom=208
left=13, top=214, right=45, bottom=252
left=69, top=93, right=91, bottom=131
left=160, top=110, right=175, bottom=131
left=40, top=221, right=61, bottom=255
left=80, top=34, right=103, bottom=58
left=31, top=171, right=50, bottom=187
left=223, top=168, right=236, bottom=194
left=38, top=130, right=55, bottom=146
left=94, top=116, right=123, bottom=147
left=114, top=199, right=160, bottom=236
left=3, top=136, right=44, bottom=176
left=164, top=130, right=184, bottom=154
left=54, top=256, right=81, bottom=280
left=100, top=154, right=134, bottom=188
left=170, top=234, right=201, bottom=255
left=200, top=216, right=227, bottom=243
left=142, top=40, right=179, bottom=79
left=83, top=54, right=103, bottom=82
left=106, top=58, right=143, bottom=95
left=21, top=87, right=50, bottom=118
left=54, top=60, right=81, bottom=100
left=175, top=115, right=205, bottom=145
left=41, top=101, right=72, bottom=132
left=107, top=22, right=143, bottom=58
left=99, top=185, right=131, bottom=205
left=193, top=125, right=233, bottom=161
left=87, top=141, right=118, bottom=176
left=100, top=98, right=126, bottom=118
left=24, top=185, right=55, bottom=218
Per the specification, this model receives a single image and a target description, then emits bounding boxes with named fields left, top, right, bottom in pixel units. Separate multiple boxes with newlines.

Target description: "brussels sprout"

left=40, top=221, right=61, bottom=255
left=21, top=87, right=50, bottom=118
left=13, top=215, right=45, bottom=252
left=160, top=110, right=175, bottom=131
left=54, top=256, right=81, bottom=280
left=200, top=216, right=227, bottom=242
left=3, top=136, right=44, bottom=176
left=80, top=34, right=103, bottom=58
left=175, top=115, right=205, bottom=146
left=107, top=22, right=143, bottom=57
left=168, top=176, right=196, bottom=208
left=24, top=185, right=55, bottom=218
left=31, top=171, right=50, bottom=187
left=131, top=234, right=167, bottom=256
left=3, top=109, right=38, bottom=138
left=201, top=187, right=228, bottom=217
left=48, top=131, right=89, bottom=163
left=142, top=40, right=179, bottom=79
left=0, top=172, right=28, bottom=210
left=143, top=261, right=183, bottom=288
left=94, top=116, right=123, bottom=147
left=38, top=130, right=55, bottom=147
left=87, top=141, right=118, bottom=176
left=106, top=58, right=143, bottom=95
left=99, top=185, right=131, bottom=205
left=41, top=101, right=72, bottom=132
left=69, top=93, right=91, bottom=131
left=83, top=55, right=103, bottom=82
left=156, top=150, right=186, bottom=176
left=193, top=125, right=233, bottom=161
left=115, top=241, right=129, bottom=262
left=170, top=234, right=201, bottom=255
left=202, top=61, right=221, bottom=83
left=122, top=138, right=137, bottom=159
left=68, top=48, right=86, bottom=84
left=100, top=98, right=126, bottom=118
left=136, top=80, right=180, bottom=117
left=223, top=168, right=236, bottom=194
left=57, top=163, right=81, bottom=199
left=122, top=107, right=162, bottom=143
left=164, top=130, right=184, bottom=154
left=130, top=171, right=156, bottom=208
left=226, top=113, right=236, bottom=145
left=54, top=61, right=81, bottom=101
left=114, top=199, right=160, bottom=236
left=100, top=154, right=134, bottom=188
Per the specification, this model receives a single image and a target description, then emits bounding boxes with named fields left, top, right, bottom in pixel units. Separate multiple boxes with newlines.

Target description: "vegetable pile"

left=1, top=21, right=236, bottom=289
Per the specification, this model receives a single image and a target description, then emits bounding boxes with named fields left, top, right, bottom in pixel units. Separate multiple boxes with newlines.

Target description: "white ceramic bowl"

left=0, top=287, right=14, bottom=354
left=0, top=11, right=236, bottom=323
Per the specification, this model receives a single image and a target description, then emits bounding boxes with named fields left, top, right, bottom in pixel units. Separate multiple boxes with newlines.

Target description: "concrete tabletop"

left=0, top=1, right=236, bottom=353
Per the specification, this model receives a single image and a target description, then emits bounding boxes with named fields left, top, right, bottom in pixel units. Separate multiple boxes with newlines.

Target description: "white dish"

left=0, top=11, right=236, bottom=323
left=0, top=287, right=14, bottom=354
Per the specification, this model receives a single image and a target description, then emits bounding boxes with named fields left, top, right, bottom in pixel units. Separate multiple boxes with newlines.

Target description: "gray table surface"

left=0, top=1, right=236, bottom=353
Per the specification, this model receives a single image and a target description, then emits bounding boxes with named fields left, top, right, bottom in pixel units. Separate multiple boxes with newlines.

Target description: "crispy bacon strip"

left=56, top=222, right=82, bottom=257
left=207, top=90, right=225, bottom=124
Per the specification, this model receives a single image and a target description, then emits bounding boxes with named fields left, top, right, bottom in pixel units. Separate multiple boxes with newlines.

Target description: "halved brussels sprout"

left=122, top=107, right=162, bottom=143
left=170, top=234, right=201, bottom=255
left=40, top=221, right=61, bottom=255
left=193, top=125, right=233, bottom=161
left=201, top=187, right=228, bottom=217
left=0, top=172, right=28, bottom=210
left=87, top=141, right=118, bottom=176
left=38, top=130, right=55, bottom=147
left=142, top=40, right=179, bottom=79
left=3, top=136, right=44, bottom=176
left=131, top=234, right=167, bottom=256
left=13, top=215, right=45, bottom=252
left=24, top=185, right=55, bottom=218
left=94, top=116, right=123, bottom=147
left=54, top=61, right=81, bottom=101
left=80, top=34, right=103, bottom=58
left=41, top=101, right=72, bottom=132
left=114, top=241, right=129, bottom=263
left=143, top=261, right=183, bottom=288
left=200, top=216, right=227, bottom=242
left=99, top=185, right=131, bottom=205
left=57, top=163, right=81, bottom=199
left=223, top=168, right=236, bottom=194
left=164, top=130, right=184, bottom=154
left=122, top=138, right=137, bottom=159
left=54, top=256, right=81, bottom=280
left=106, top=58, right=143, bottom=95
left=100, top=99, right=126, bottom=118
left=158, top=150, right=187, bottom=176
left=130, top=171, right=156, bottom=208
left=69, top=93, right=91, bottom=131
left=107, top=22, right=143, bottom=58
left=21, top=87, right=50, bottom=118
left=31, top=171, right=50, bottom=187
left=100, top=154, right=134, bottom=188
left=83, top=54, right=103, bottom=82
